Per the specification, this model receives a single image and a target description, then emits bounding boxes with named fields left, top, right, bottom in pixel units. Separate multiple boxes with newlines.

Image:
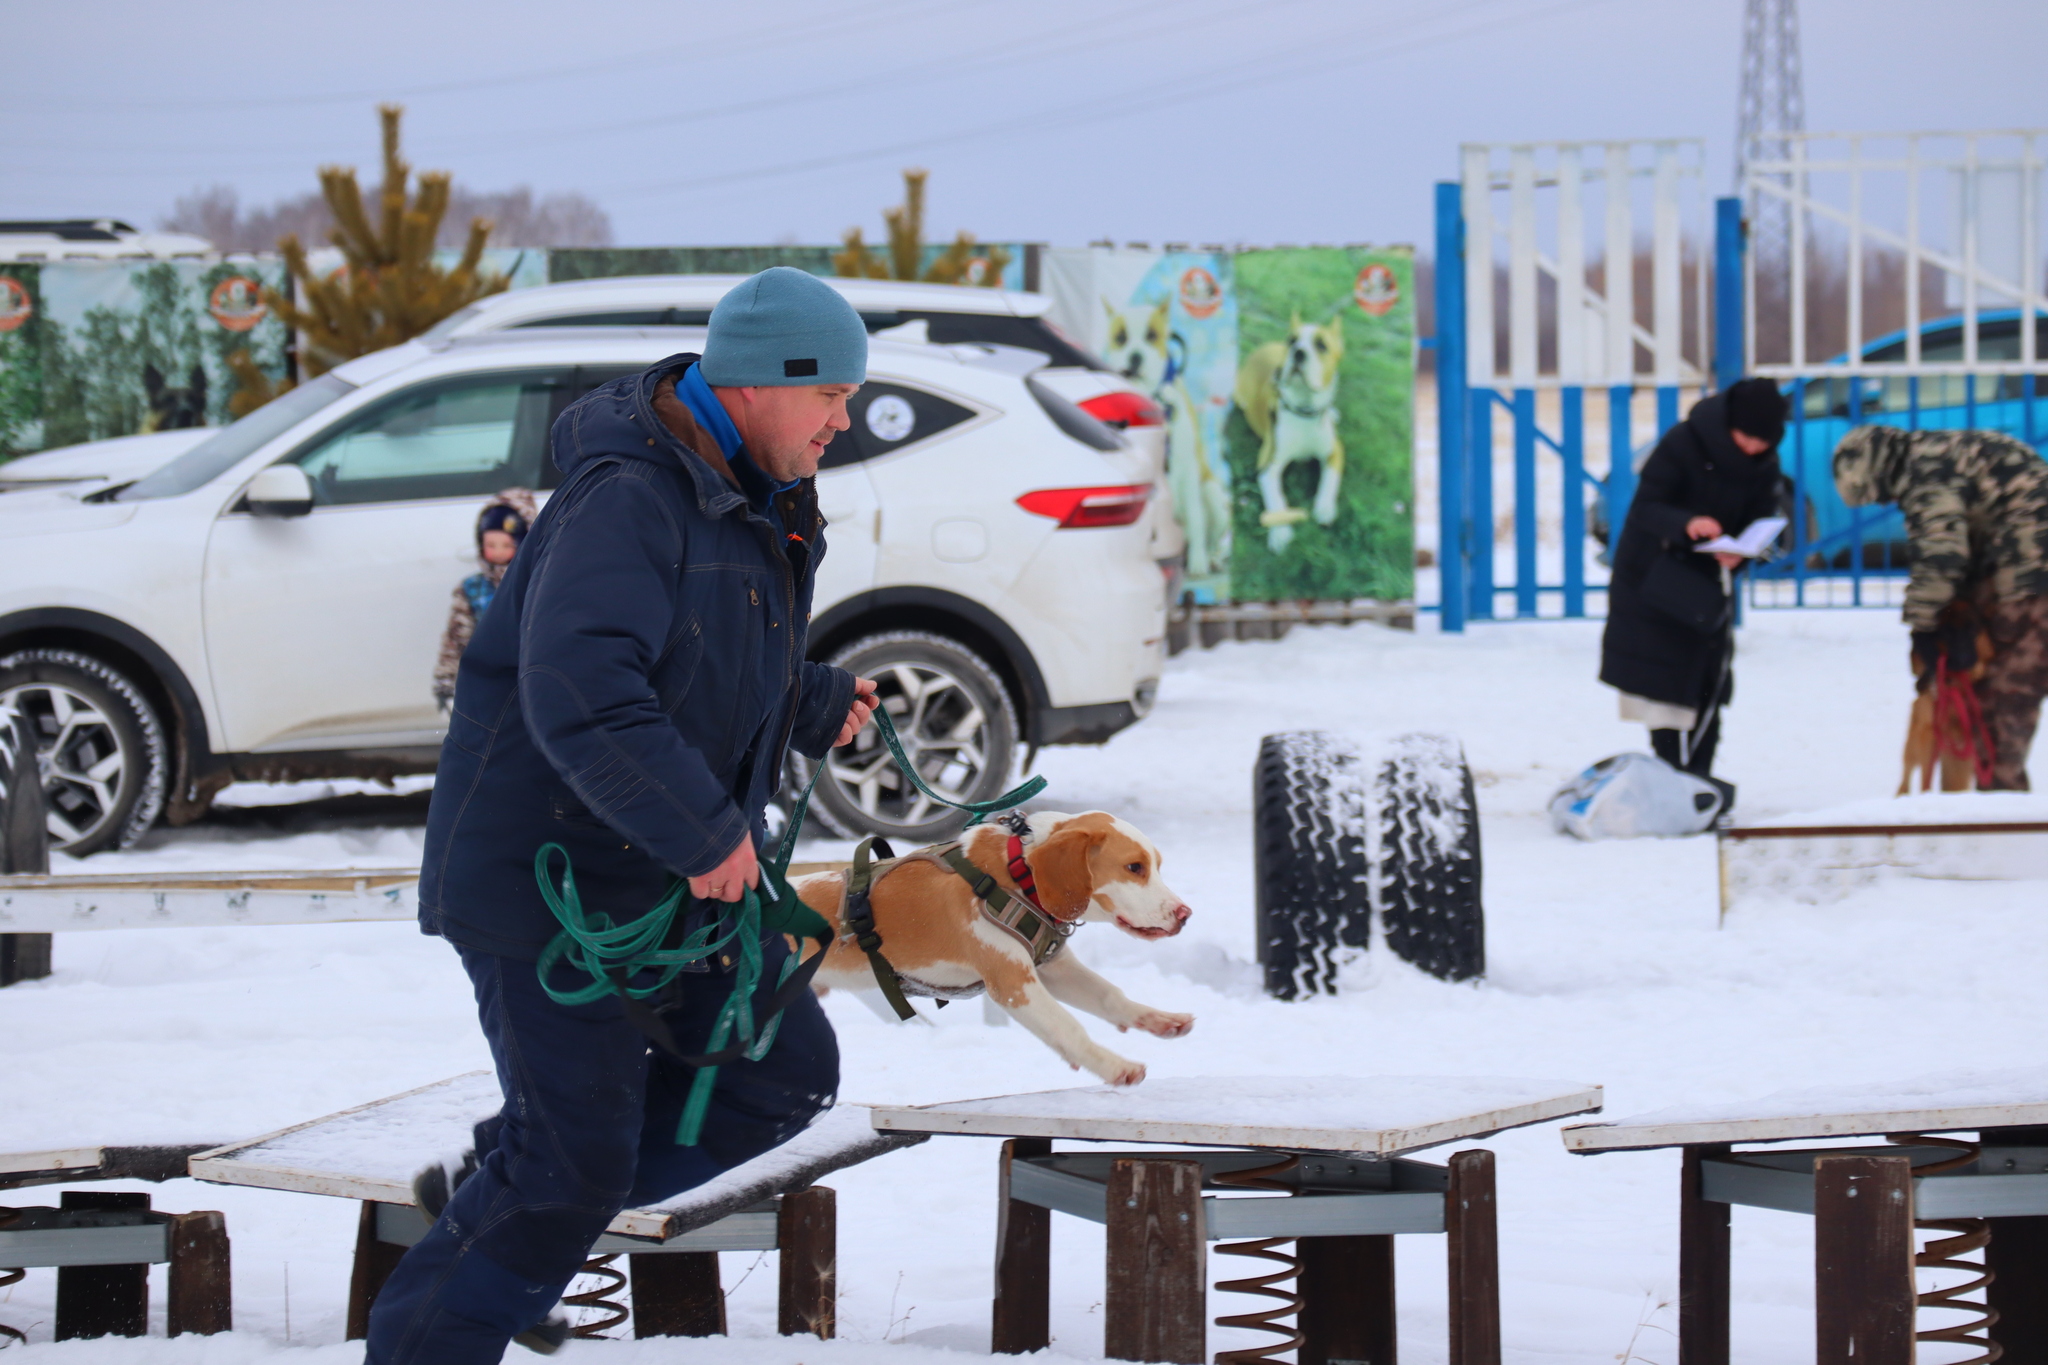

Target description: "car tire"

left=1252, top=731, right=1369, bottom=1000
left=799, top=631, right=1020, bottom=845
left=0, top=649, right=168, bottom=857
left=1375, top=733, right=1485, bottom=983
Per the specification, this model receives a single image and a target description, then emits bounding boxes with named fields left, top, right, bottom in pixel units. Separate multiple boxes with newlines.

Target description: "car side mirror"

left=245, top=464, right=313, bottom=518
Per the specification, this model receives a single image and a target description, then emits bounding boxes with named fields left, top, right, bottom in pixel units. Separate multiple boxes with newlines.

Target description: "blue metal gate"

left=1433, top=141, right=1715, bottom=631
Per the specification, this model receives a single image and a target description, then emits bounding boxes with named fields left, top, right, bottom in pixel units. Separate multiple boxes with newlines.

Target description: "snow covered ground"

left=8, top=606, right=2047, bottom=1363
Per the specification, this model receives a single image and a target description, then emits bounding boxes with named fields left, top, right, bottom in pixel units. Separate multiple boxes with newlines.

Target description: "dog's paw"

left=1130, top=1009, right=1195, bottom=1039
left=1095, top=1057, right=1147, bottom=1087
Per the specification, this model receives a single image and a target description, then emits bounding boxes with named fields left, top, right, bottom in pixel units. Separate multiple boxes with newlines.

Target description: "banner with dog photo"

left=1222, top=247, right=1414, bottom=602
left=1043, top=247, right=1239, bottom=601
left=0, top=259, right=292, bottom=458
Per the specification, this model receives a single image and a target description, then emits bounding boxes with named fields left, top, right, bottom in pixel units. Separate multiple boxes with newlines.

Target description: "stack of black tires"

left=1253, top=730, right=1484, bottom=999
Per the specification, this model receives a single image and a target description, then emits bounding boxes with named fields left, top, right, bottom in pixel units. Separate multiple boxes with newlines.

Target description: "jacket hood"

left=552, top=353, right=752, bottom=518
left=1832, top=425, right=1911, bottom=507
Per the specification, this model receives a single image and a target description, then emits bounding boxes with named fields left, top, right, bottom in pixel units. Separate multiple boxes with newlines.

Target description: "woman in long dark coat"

left=1600, top=378, right=1787, bottom=776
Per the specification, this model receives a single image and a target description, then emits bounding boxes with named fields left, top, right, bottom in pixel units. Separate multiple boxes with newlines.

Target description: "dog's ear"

left=1027, top=819, right=1110, bottom=919
left=142, top=365, right=165, bottom=400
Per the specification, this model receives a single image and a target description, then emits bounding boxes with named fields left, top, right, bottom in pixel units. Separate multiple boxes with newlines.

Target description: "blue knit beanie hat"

left=700, top=267, right=868, bottom=387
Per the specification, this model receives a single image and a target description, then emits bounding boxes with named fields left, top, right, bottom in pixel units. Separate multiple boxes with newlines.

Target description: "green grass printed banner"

left=1222, top=248, right=1415, bottom=603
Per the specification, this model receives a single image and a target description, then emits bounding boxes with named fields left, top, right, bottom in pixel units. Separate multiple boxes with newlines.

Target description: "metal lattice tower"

left=1735, top=0, right=1804, bottom=294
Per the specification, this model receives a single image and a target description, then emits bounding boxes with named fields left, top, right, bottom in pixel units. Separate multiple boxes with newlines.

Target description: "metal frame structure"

left=1742, top=128, right=2047, bottom=607
left=1436, top=140, right=1710, bottom=630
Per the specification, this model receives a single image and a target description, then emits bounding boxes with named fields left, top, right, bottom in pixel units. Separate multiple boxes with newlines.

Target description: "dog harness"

left=838, top=814, right=1078, bottom=1021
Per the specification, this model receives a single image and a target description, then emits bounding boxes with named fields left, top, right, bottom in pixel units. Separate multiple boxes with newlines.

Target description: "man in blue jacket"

left=367, top=268, right=879, bottom=1363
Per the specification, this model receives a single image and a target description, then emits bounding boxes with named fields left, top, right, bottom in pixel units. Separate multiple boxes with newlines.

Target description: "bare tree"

left=163, top=183, right=612, bottom=253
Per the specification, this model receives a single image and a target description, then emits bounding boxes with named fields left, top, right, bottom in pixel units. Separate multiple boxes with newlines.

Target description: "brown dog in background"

left=1900, top=601, right=1995, bottom=794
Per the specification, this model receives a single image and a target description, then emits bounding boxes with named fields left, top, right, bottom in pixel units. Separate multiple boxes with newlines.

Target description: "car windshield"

left=117, top=373, right=357, bottom=501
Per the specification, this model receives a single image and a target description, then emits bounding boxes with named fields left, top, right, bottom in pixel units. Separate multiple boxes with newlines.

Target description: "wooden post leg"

left=630, top=1252, right=724, bottom=1337
left=1679, top=1144, right=1731, bottom=1365
left=777, top=1185, right=836, bottom=1339
left=166, top=1211, right=231, bottom=1336
left=993, top=1137, right=1052, bottom=1354
left=1987, top=1216, right=2048, bottom=1365
left=1298, top=1234, right=1396, bottom=1365
left=0, top=933, right=52, bottom=986
left=55, top=1191, right=150, bottom=1340
left=1813, top=1154, right=1914, bottom=1365
left=1104, top=1157, right=1205, bottom=1364
left=1445, top=1150, right=1500, bottom=1365
left=345, top=1202, right=409, bottom=1341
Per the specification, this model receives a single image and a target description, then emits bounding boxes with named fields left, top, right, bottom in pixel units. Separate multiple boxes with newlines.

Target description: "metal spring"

left=1211, top=1154, right=1303, bottom=1365
left=1888, top=1133, right=2002, bottom=1365
left=0, top=1207, right=24, bottom=1345
left=562, top=1253, right=629, bottom=1339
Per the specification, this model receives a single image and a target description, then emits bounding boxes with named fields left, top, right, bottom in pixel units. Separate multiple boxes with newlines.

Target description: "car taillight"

left=1078, top=391, right=1165, bottom=428
left=1016, top=485, right=1152, bottom=529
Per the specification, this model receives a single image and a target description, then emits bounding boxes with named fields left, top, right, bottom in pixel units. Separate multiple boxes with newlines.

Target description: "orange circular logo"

left=0, top=277, right=32, bottom=332
left=1178, top=266, right=1222, bottom=319
left=209, top=276, right=267, bottom=331
left=1354, top=264, right=1399, bottom=317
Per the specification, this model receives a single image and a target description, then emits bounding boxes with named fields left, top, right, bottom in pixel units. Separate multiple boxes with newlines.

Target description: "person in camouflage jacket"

left=431, top=488, right=537, bottom=711
left=1833, top=427, right=2048, bottom=788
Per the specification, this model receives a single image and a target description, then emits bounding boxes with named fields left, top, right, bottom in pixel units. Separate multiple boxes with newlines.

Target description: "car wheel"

left=801, top=631, right=1020, bottom=845
left=0, top=649, right=168, bottom=856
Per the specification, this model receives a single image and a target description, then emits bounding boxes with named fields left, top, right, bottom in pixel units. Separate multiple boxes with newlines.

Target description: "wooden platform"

left=1562, top=1068, right=2048, bottom=1365
left=0, top=863, right=852, bottom=934
left=190, top=1070, right=920, bottom=1241
left=872, top=1073, right=1604, bottom=1157
left=189, top=1072, right=924, bottom=1341
left=1563, top=1066, right=2048, bottom=1152
left=882, top=1075, right=1600, bottom=1365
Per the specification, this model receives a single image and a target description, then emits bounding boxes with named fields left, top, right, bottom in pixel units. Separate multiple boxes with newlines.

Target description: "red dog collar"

left=1006, top=834, right=1049, bottom=914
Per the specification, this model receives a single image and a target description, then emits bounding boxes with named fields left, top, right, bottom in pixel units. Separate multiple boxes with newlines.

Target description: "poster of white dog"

left=1045, top=248, right=1239, bottom=599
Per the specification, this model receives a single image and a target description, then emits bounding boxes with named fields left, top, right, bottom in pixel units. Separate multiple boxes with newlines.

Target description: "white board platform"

left=1564, top=1065, right=2048, bottom=1152
left=870, top=1075, right=1604, bottom=1158
left=0, top=868, right=420, bottom=932
left=190, top=1072, right=923, bottom=1241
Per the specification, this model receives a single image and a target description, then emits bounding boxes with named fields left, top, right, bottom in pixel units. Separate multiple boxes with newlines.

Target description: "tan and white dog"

left=1103, top=298, right=1231, bottom=578
left=1236, top=312, right=1345, bottom=553
left=796, top=810, right=1195, bottom=1085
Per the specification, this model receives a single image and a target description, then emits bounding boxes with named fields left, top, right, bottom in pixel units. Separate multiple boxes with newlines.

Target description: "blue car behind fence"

left=1595, top=310, right=2048, bottom=575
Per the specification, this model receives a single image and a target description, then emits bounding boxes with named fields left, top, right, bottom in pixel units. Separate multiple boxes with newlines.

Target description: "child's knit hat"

left=476, top=487, right=537, bottom=549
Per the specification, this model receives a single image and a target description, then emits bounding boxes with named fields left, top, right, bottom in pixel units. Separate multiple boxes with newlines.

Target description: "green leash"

left=532, top=698, right=1047, bottom=1145
left=866, top=704, right=1047, bottom=826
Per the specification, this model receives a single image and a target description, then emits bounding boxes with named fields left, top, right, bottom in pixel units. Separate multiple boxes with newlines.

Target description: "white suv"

left=0, top=327, right=1168, bottom=853
left=427, top=275, right=1183, bottom=567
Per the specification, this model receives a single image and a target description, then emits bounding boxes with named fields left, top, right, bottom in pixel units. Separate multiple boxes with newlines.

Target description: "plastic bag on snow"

left=1548, top=753, right=1730, bottom=840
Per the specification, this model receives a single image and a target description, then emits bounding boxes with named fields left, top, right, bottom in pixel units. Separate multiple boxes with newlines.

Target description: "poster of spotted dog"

left=1044, top=247, right=1240, bottom=602
left=1222, top=246, right=1415, bottom=604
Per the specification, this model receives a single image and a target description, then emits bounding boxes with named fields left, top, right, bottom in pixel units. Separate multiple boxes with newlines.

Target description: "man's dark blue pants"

left=363, top=935, right=838, bottom=1364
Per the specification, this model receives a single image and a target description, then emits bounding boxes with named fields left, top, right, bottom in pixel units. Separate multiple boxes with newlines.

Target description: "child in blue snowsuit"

left=432, top=490, right=536, bottom=712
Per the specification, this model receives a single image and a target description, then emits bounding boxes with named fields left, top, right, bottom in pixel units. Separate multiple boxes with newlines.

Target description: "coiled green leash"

left=533, top=703, right=1048, bottom=1145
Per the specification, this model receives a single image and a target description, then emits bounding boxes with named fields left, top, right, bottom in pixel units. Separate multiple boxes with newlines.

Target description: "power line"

left=4, top=0, right=971, bottom=114
left=596, top=0, right=1623, bottom=205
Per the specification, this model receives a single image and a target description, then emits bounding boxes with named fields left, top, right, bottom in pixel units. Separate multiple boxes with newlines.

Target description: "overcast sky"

left=7, top=0, right=2043, bottom=253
